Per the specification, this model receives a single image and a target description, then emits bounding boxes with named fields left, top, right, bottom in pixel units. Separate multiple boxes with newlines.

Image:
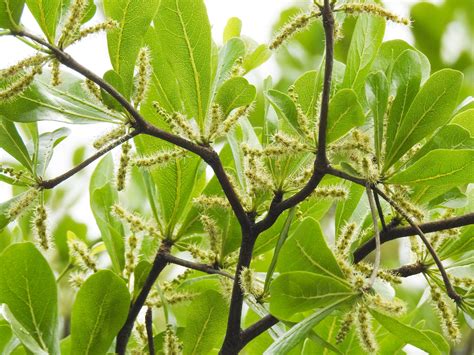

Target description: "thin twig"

left=163, top=254, right=234, bottom=279
left=366, top=184, right=381, bottom=288
left=240, top=314, right=279, bottom=350
left=374, top=187, right=461, bottom=303
left=145, top=308, right=155, bottom=355
left=373, top=190, right=386, bottom=230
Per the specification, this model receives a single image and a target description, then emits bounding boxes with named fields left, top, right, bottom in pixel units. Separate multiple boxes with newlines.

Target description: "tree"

left=0, top=0, right=473, bottom=354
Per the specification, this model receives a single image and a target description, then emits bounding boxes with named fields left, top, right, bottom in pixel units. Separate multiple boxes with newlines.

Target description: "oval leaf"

left=0, top=0, right=25, bottom=29
left=215, top=77, right=256, bottom=116
left=0, top=242, right=59, bottom=354
left=70, top=270, right=130, bottom=355
left=327, top=89, right=365, bottom=143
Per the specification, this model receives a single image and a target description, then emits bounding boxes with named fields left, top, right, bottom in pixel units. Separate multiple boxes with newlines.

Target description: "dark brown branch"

left=116, top=241, right=171, bottom=354
left=163, top=254, right=234, bottom=279
left=315, top=0, right=335, bottom=167
left=374, top=187, right=461, bottom=303
left=39, top=130, right=139, bottom=189
left=145, top=307, right=155, bottom=355
left=240, top=314, right=279, bottom=350
left=373, top=190, right=386, bottom=230
left=353, top=212, right=474, bottom=262
left=391, top=262, right=427, bottom=278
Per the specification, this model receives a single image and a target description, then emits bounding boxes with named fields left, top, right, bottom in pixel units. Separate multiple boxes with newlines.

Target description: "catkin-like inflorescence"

left=390, top=186, right=425, bottom=222
left=112, top=204, right=161, bottom=238
left=68, top=238, right=97, bottom=272
left=124, top=234, right=140, bottom=280
left=354, top=262, right=402, bottom=284
left=239, top=267, right=263, bottom=298
left=365, top=294, right=406, bottom=316
left=0, top=53, right=47, bottom=79
left=356, top=304, right=378, bottom=354
left=336, top=222, right=357, bottom=257
left=311, top=185, right=348, bottom=200
left=7, top=188, right=39, bottom=220
left=336, top=310, right=355, bottom=344
left=430, top=286, right=461, bottom=343
left=172, top=112, right=200, bottom=141
left=0, top=65, right=42, bottom=102
left=131, top=149, right=183, bottom=168
left=220, top=104, right=253, bottom=135
left=116, top=141, right=132, bottom=191
left=133, top=47, right=152, bottom=107
left=270, top=8, right=321, bottom=50
left=33, top=204, right=50, bottom=250
left=69, top=271, right=87, bottom=289
left=51, top=59, right=61, bottom=86
left=207, top=103, right=225, bottom=140
left=84, top=78, right=103, bottom=103
left=288, top=86, right=312, bottom=139
left=231, top=56, right=244, bottom=77
left=148, top=291, right=195, bottom=308
left=244, top=153, right=274, bottom=195
left=163, top=325, right=183, bottom=355
left=0, top=165, right=26, bottom=182
left=342, top=3, right=411, bottom=25
left=200, top=215, right=222, bottom=256
left=59, top=0, right=88, bottom=47
left=193, top=195, right=230, bottom=210
left=76, top=19, right=118, bottom=42
left=92, top=125, right=127, bottom=150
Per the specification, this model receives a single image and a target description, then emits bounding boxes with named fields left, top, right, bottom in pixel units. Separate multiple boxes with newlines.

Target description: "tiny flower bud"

left=33, top=204, right=50, bottom=250
left=69, top=271, right=87, bottom=289
left=163, top=325, right=183, bottom=355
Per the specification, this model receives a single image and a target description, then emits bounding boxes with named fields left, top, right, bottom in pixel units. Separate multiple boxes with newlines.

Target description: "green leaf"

left=278, top=217, right=345, bottom=279
left=0, top=242, right=59, bottom=354
left=25, top=0, right=61, bottom=43
left=293, top=70, right=322, bottom=120
left=215, top=77, right=256, bottom=116
left=270, top=271, right=354, bottom=320
left=451, top=109, right=474, bottom=135
left=335, top=181, right=365, bottom=236
left=0, top=117, right=33, bottom=172
left=372, top=39, right=431, bottom=83
left=327, top=89, right=365, bottom=143
left=370, top=310, right=449, bottom=355
left=182, top=290, right=227, bottom=355
left=0, top=320, right=13, bottom=354
left=215, top=38, right=246, bottom=89
left=89, top=155, right=125, bottom=272
left=223, top=17, right=241, bottom=43
left=70, top=270, right=130, bottom=355
left=343, top=15, right=385, bottom=94
left=385, top=50, right=422, bottom=159
left=385, top=69, right=463, bottom=168
left=388, top=149, right=474, bottom=186
left=409, top=124, right=474, bottom=163
left=104, top=0, right=160, bottom=97
left=264, top=296, right=356, bottom=354
left=34, top=127, right=70, bottom=177
left=0, top=0, right=25, bottom=29
left=155, top=0, right=213, bottom=127
left=0, top=71, right=122, bottom=124
left=265, top=89, right=299, bottom=134
left=242, top=44, right=272, bottom=74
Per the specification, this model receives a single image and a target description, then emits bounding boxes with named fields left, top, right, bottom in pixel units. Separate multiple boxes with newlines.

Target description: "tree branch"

left=163, top=253, right=234, bottom=279
left=38, top=130, right=139, bottom=189
left=391, top=262, right=427, bottom=278
left=240, top=314, right=279, bottom=350
left=145, top=307, right=155, bottom=355
left=353, top=212, right=474, bottom=262
left=116, top=241, right=171, bottom=354
left=366, top=184, right=381, bottom=288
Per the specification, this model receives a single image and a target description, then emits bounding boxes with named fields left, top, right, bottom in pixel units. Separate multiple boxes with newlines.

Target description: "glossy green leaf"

left=26, top=0, right=61, bottom=42
left=270, top=271, right=354, bottom=320
left=89, top=155, right=125, bottom=272
left=265, top=89, right=299, bottom=134
left=264, top=296, right=356, bottom=354
left=294, top=70, right=322, bottom=120
left=0, top=320, right=13, bottom=354
left=70, top=270, right=130, bottom=355
left=372, top=39, right=431, bottom=83
left=343, top=15, right=385, bottom=94
left=243, top=44, right=272, bottom=73
left=385, top=69, right=463, bottom=168
left=366, top=71, right=388, bottom=157
left=0, top=71, right=122, bottom=124
left=385, top=50, right=422, bottom=159
left=182, top=290, right=227, bottom=355
left=34, top=127, right=70, bottom=177
left=0, top=0, right=25, bottom=29
left=327, top=89, right=365, bottom=143
left=0, top=242, right=59, bottom=354
left=0, top=117, right=33, bottom=171
left=370, top=310, right=449, bottom=355
left=388, top=149, right=474, bottom=186
left=278, top=217, right=345, bottom=278
left=215, top=77, right=256, bottom=116
left=155, top=0, right=212, bottom=127
left=335, top=181, right=365, bottom=236
left=104, top=0, right=160, bottom=97
left=451, top=108, right=474, bottom=135
left=223, top=17, right=242, bottom=43
left=409, top=124, right=474, bottom=163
